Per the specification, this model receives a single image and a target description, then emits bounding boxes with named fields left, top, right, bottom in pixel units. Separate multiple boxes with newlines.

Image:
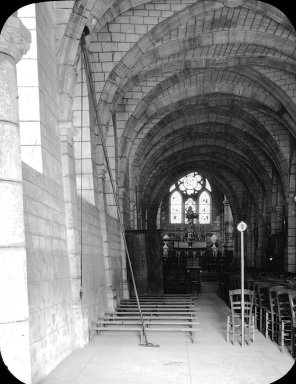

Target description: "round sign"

left=237, top=221, right=247, bottom=232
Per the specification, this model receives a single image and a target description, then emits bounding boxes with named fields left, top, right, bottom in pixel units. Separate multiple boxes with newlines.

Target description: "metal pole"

left=237, top=221, right=247, bottom=348
left=241, top=229, right=244, bottom=348
left=80, top=30, right=158, bottom=347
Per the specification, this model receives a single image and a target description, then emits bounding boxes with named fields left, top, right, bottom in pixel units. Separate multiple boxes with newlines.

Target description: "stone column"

left=0, top=16, right=32, bottom=383
left=113, top=184, right=129, bottom=300
left=131, top=201, right=137, bottom=229
left=59, top=122, right=88, bottom=348
left=96, top=165, right=117, bottom=310
left=286, top=195, right=296, bottom=273
left=223, top=198, right=234, bottom=250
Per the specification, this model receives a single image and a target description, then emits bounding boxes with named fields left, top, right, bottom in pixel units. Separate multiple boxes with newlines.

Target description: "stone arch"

left=98, top=0, right=296, bottom=126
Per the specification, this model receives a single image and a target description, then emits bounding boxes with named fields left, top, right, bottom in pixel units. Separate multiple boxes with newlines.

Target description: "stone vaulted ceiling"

left=62, top=0, right=296, bottom=226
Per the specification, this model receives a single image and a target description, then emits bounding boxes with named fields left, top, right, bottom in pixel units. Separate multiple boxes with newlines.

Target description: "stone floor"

left=38, top=283, right=295, bottom=384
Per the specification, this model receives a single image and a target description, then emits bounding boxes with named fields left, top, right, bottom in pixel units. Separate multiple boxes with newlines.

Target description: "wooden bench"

left=143, top=327, right=200, bottom=343
left=92, top=320, right=199, bottom=326
left=116, top=306, right=197, bottom=312
left=133, top=295, right=197, bottom=297
left=105, top=311, right=198, bottom=316
left=98, top=315, right=197, bottom=321
left=116, top=307, right=195, bottom=311
left=120, top=302, right=195, bottom=306
left=119, top=300, right=196, bottom=303
left=121, top=298, right=196, bottom=302
left=117, top=304, right=195, bottom=308
left=90, top=323, right=200, bottom=343
left=115, top=306, right=198, bottom=311
left=90, top=294, right=200, bottom=343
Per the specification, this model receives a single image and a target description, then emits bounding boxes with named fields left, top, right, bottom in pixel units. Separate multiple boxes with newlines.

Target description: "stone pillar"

left=59, top=122, right=88, bottom=348
left=245, top=207, right=254, bottom=269
left=256, top=215, right=264, bottom=269
left=0, top=16, right=32, bottom=383
left=286, top=195, right=296, bottom=273
left=117, top=186, right=129, bottom=299
left=223, top=198, right=234, bottom=250
left=133, top=202, right=137, bottom=229
left=270, top=173, right=282, bottom=232
left=255, top=195, right=267, bottom=269
left=96, top=165, right=117, bottom=310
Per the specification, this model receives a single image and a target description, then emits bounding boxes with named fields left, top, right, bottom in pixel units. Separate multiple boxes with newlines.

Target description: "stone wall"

left=77, top=198, right=108, bottom=319
left=106, top=214, right=123, bottom=305
left=20, top=2, right=117, bottom=382
left=23, top=165, right=73, bottom=382
left=22, top=3, right=74, bottom=382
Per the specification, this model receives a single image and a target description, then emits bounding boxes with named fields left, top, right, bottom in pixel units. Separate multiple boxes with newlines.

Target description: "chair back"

left=229, top=289, right=254, bottom=319
left=258, top=283, right=271, bottom=310
left=288, top=291, right=296, bottom=326
left=276, top=288, right=293, bottom=322
left=268, top=285, right=287, bottom=317
left=253, top=281, right=265, bottom=307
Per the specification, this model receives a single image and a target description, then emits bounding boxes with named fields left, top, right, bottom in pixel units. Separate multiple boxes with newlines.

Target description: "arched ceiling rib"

left=61, top=0, right=296, bottom=226
left=98, top=0, right=296, bottom=115
left=139, top=158, right=258, bottom=221
left=137, top=143, right=269, bottom=198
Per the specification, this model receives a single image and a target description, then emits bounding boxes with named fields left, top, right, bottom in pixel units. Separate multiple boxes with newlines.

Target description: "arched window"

left=199, top=190, right=211, bottom=224
left=170, top=191, right=182, bottom=223
left=169, top=172, right=211, bottom=224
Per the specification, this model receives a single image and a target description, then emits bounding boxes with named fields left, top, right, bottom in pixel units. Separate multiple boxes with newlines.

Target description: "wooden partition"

left=125, top=230, right=163, bottom=295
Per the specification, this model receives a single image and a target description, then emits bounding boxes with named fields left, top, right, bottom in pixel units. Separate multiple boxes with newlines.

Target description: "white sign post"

left=237, top=221, right=247, bottom=348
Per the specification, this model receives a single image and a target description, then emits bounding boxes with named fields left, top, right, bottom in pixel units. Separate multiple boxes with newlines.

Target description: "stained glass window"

left=199, top=191, right=210, bottom=224
left=169, top=172, right=211, bottom=224
left=170, top=191, right=182, bottom=223
left=177, top=172, right=204, bottom=195
left=184, top=198, right=197, bottom=223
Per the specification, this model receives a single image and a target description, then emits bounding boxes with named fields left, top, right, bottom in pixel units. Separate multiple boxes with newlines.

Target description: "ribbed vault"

left=90, top=0, right=296, bottom=230
left=60, top=0, right=296, bottom=233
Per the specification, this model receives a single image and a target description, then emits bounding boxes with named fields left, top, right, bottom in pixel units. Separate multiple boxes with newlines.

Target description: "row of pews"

left=91, top=294, right=200, bottom=343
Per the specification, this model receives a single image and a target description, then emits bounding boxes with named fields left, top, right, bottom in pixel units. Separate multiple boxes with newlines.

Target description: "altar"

left=173, top=241, right=207, bottom=249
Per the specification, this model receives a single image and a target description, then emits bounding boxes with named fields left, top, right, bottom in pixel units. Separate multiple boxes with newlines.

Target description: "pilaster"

left=59, top=121, right=88, bottom=347
left=287, top=195, right=296, bottom=273
left=0, top=15, right=32, bottom=384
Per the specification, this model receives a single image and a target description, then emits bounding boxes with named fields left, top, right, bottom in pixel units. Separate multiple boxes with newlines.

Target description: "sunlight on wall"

left=17, top=4, right=43, bottom=172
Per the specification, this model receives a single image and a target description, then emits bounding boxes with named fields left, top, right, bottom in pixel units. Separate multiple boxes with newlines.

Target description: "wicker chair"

left=277, top=288, right=293, bottom=351
left=267, top=285, right=287, bottom=343
left=288, top=291, right=296, bottom=358
left=226, top=289, right=255, bottom=345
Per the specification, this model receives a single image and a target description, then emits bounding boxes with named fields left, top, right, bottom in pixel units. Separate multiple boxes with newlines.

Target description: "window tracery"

left=169, top=172, right=212, bottom=224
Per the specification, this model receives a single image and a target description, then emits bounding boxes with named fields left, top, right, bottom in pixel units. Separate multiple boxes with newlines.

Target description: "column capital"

left=59, top=121, right=78, bottom=141
left=96, top=164, right=107, bottom=179
left=223, top=198, right=229, bottom=206
left=0, top=15, right=31, bottom=62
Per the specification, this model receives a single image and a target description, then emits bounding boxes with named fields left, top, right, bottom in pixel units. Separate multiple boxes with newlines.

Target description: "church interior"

left=1, top=0, right=296, bottom=383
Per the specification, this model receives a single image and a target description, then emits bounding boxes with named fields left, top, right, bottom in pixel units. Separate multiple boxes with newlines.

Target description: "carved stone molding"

left=96, top=164, right=108, bottom=180
left=59, top=121, right=78, bottom=141
left=0, top=15, right=31, bottom=62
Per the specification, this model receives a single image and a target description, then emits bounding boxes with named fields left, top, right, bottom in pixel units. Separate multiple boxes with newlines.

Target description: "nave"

left=38, top=282, right=294, bottom=384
